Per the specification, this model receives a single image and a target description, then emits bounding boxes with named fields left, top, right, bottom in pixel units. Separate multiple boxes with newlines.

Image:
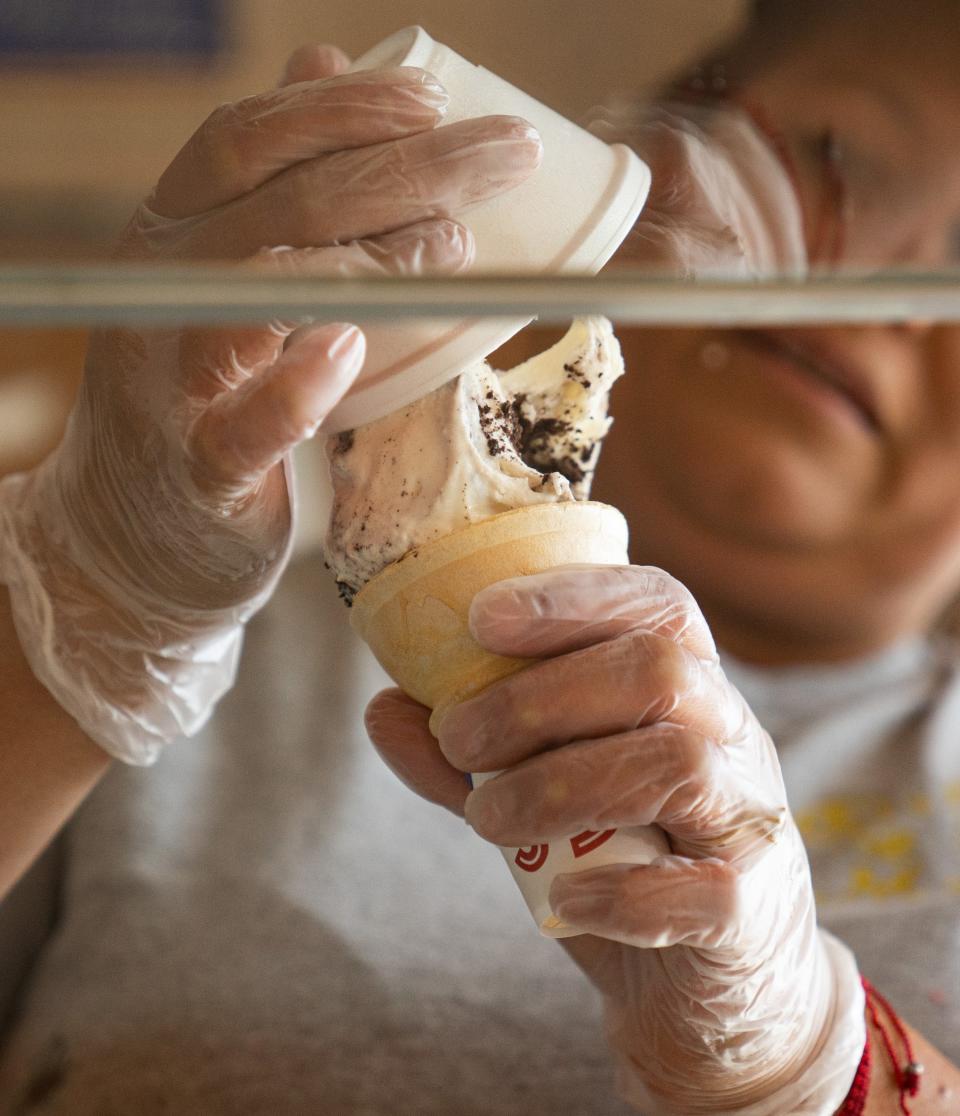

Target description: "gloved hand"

left=366, top=565, right=865, bottom=1115
left=0, top=45, right=542, bottom=765
left=594, top=98, right=808, bottom=277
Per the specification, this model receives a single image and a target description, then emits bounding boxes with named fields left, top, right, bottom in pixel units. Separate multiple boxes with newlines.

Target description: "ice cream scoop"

left=323, top=317, right=623, bottom=602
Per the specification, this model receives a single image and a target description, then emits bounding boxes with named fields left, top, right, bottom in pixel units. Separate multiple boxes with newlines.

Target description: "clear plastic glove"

left=366, top=565, right=865, bottom=1115
left=594, top=99, right=808, bottom=278
left=0, top=46, right=542, bottom=765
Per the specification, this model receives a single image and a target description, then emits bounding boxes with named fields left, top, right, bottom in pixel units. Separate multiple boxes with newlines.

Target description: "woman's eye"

left=818, top=130, right=845, bottom=171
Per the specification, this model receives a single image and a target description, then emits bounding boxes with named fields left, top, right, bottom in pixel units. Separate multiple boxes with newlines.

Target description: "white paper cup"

left=323, top=26, right=651, bottom=432
left=470, top=769, right=669, bottom=937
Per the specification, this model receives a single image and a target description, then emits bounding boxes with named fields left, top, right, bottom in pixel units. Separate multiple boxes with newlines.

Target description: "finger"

left=469, top=565, right=719, bottom=662
left=280, top=43, right=351, bottom=85
left=179, top=320, right=301, bottom=401
left=365, top=689, right=469, bottom=815
left=463, top=723, right=782, bottom=855
left=152, top=68, right=449, bottom=218
left=187, top=322, right=364, bottom=496
left=465, top=723, right=709, bottom=844
left=549, top=858, right=744, bottom=951
left=259, top=217, right=476, bottom=279
left=163, top=115, right=541, bottom=259
left=439, top=630, right=736, bottom=772
left=180, top=220, right=473, bottom=400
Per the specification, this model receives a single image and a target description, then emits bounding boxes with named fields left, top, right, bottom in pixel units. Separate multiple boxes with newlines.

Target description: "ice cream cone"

left=351, top=501, right=669, bottom=936
left=352, top=502, right=625, bottom=732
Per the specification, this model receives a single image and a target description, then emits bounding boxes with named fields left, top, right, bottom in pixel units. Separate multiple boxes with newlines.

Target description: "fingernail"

left=468, top=118, right=543, bottom=187
left=464, top=788, right=494, bottom=835
left=434, top=223, right=476, bottom=273
left=437, top=707, right=488, bottom=770
left=416, top=75, right=449, bottom=109
left=451, top=224, right=476, bottom=271
left=467, top=585, right=515, bottom=638
left=314, top=44, right=349, bottom=73
left=395, top=67, right=449, bottom=109
left=387, top=220, right=474, bottom=274
left=513, top=119, right=543, bottom=146
left=273, top=314, right=314, bottom=334
left=549, top=879, right=598, bottom=922
left=499, top=117, right=544, bottom=162
left=327, top=323, right=365, bottom=368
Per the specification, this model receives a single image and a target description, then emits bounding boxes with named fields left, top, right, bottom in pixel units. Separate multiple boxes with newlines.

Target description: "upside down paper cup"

left=350, top=502, right=669, bottom=937
left=324, top=26, right=652, bottom=433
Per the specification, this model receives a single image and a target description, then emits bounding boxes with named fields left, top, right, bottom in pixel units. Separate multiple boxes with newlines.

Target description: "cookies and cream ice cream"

left=323, top=317, right=624, bottom=603
left=331, top=317, right=667, bottom=938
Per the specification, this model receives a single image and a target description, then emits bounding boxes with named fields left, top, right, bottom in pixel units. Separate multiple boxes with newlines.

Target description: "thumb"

left=365, top=688, right=469, bottom=815
left=186, top=322, right=364, bottom=498
left=279, top=43, right=352, bottom=86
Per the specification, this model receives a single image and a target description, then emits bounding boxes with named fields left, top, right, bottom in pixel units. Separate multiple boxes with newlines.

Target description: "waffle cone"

left=350, top=502, right=628, bottom=735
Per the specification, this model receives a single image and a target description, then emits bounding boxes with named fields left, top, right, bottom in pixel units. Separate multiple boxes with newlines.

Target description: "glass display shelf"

left=2, top=267, right=960, bottom=327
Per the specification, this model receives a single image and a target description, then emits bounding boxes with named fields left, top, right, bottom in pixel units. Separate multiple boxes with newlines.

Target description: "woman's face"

left=594, top=8, right=960, bottom=662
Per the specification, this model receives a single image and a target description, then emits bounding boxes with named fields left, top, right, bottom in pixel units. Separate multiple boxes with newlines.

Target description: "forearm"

left=0, top=460, right=249, bottom=766
left=862, top=1012, right=957, bottom=1115
left=0, top=585, right=110, bottom=901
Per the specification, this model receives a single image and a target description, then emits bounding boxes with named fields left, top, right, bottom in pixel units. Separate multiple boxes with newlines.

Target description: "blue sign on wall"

left=0, top=1, right=224, bottom=55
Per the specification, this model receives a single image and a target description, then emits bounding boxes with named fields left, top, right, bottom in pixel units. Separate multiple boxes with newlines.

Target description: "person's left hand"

left=365, top=564, right=864, bottom=1115
left=0, top=43, right=541, bottom=765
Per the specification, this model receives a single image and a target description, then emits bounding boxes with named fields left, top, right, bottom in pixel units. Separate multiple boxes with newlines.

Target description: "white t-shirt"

left=727, top=641, right=960, bottom=1064
left=1, top=558, right=958, bottom=1113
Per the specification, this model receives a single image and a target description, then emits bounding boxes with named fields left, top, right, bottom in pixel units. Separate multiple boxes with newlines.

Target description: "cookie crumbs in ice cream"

left=477, top=390, right=524, bottom=460
left=323, top=318, right=625, bottom=602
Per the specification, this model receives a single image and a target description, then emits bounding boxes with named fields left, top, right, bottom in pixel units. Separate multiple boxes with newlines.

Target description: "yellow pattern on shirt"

left=793, top=790, right=953, bottom=903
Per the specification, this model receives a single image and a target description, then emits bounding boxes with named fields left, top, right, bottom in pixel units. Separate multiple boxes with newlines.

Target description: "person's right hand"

left=0, top=44, right=543, bottom=765
left=366, top=565, right=866, bottom=1115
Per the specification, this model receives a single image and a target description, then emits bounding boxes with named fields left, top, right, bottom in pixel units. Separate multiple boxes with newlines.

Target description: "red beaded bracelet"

left=836, top=1028, right=871, bottom=1116
left=837, top=977, right=923, bottom=1116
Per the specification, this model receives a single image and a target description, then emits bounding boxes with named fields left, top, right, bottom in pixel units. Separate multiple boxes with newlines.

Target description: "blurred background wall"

left=0, top=0, right=744, bottom=258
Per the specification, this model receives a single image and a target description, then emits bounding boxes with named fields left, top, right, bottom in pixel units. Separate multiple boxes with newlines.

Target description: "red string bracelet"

left=837, top=977, right=923, bottom=1115
left=864, top=977, right=924, bottom=1113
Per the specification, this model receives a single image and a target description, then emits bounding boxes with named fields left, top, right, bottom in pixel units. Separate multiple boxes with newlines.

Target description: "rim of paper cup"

left=350, top=26, right=433, bottom=71
left=351, top=501, right=628, bottom=616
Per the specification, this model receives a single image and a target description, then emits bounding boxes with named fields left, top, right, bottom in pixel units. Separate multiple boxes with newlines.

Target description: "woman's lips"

left=734, top=329, right=883, bottom=434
